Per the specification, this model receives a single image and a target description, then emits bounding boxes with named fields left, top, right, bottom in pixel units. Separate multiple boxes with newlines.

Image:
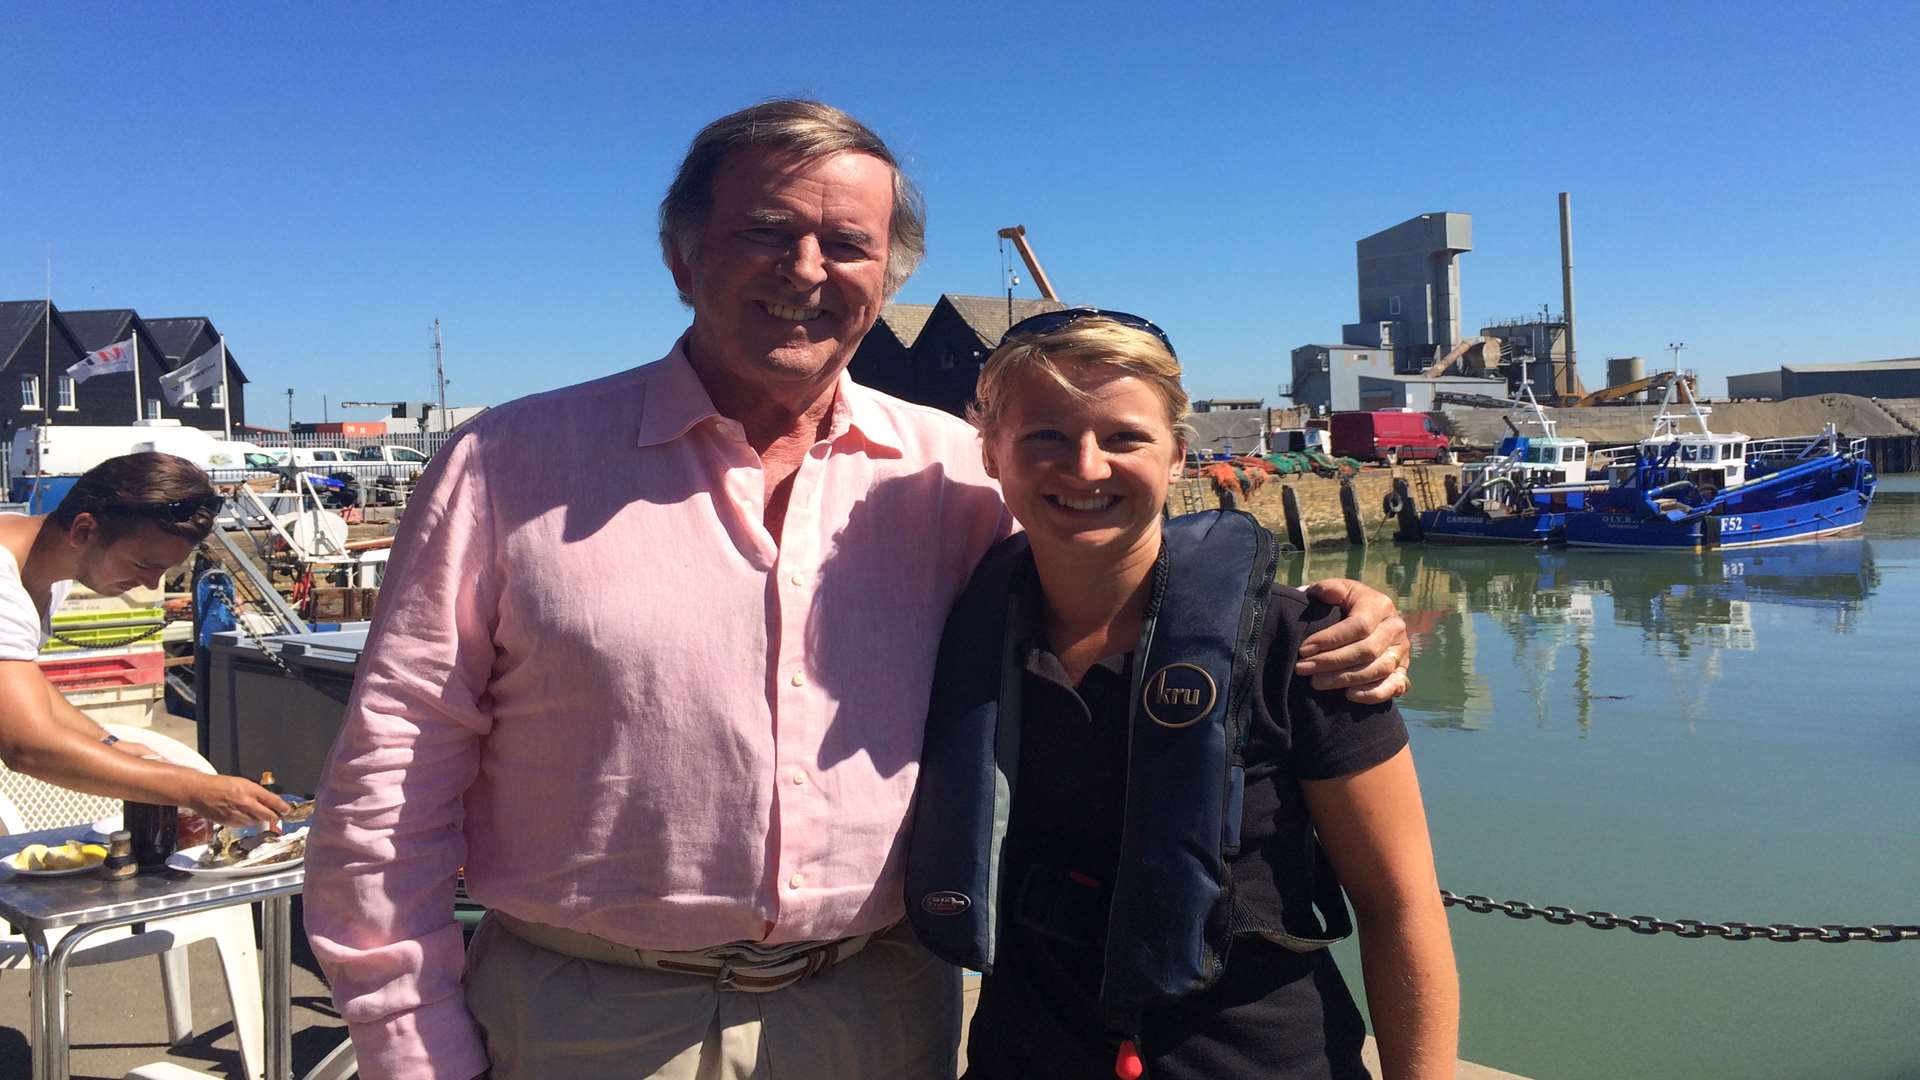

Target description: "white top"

left=0, top=537, right=71, bottom=661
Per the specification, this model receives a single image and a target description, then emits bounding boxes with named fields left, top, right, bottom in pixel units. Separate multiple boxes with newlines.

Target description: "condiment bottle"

left=99, top=830, right=138, bottom=880
left=261, top=770, right=282, bottom=795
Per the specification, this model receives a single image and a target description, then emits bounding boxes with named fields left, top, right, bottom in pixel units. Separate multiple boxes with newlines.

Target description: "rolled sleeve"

left=306, top=429, right=500, bottom=1080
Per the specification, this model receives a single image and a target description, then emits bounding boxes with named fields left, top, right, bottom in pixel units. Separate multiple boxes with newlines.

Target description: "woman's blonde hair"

left=968, top=315, right=1193, bottom=444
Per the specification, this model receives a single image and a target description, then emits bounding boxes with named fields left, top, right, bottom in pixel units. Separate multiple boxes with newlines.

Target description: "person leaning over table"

left=0, top=452, right=290, bottom=827
left=304, top=98, right=1413, bottom=1080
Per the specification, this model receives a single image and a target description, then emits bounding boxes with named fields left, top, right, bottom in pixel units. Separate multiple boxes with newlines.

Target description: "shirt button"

left=789, top=573, right=805, bottom=586
left=789, top=770, right=807, bottom=786
left=790, top=671, right=806, bottom=687
left=788, top=874, right=804, bottom=890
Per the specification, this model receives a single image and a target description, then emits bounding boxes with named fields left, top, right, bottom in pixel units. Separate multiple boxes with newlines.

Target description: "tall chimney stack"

left=1558, top=192, right=1579, bottom=397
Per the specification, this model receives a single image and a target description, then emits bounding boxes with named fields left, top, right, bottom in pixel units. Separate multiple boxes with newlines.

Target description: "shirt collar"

left=831, top=370, right=907, bottom=456
left=635, top=337, right=724, bottom=448
left=636, top=333, right=908, bottom=456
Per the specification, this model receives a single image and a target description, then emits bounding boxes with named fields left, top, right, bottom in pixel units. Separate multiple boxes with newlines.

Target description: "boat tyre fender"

left=1437, top=446, right=1454, bottom=465
left=1697, top=484, right=1718, bottom=503
left=1382, top=492, right=1406, bottom=516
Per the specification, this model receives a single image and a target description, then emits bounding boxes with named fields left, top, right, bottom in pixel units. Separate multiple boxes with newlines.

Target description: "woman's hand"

left=1297, top=578, right=1412, bottom=703
left=183, top=775, right=292, bottom=827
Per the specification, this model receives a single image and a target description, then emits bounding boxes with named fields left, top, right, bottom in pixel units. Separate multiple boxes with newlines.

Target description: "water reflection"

left=1286, top=537, right=1880, bottom=732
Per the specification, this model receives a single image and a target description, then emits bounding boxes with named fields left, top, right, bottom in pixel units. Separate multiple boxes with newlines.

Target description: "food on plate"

left=197, top=829, right=304, bottom=869
left=280, top=799, right=316, bottom=825
left=12, top=840, right=108, bottom=871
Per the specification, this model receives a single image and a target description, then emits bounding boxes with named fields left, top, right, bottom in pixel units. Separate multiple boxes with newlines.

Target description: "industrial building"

left=1289, top=212, right=1508, bottom=413
left=1727, top=357, right=1920, bottom=401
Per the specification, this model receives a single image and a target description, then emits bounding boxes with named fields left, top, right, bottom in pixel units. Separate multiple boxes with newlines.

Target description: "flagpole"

left=133, top=335, right=144, bottom=422
left=219, top=336, right=231, bottom=438
left=43, top=249, right=51, bottom=429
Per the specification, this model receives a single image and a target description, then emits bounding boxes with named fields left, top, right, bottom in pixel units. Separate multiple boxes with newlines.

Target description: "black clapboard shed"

left=902, top=295, right=1066, bottom=417
left=62, top=309, right=192, bottom=427
left=0, top=300, right=91, bottom=443
left=848, top=302, right=934, bottom=401
left=144, top=317, right=249, bottom=429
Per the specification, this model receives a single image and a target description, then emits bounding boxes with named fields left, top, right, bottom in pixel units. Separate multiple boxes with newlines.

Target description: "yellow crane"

left=996, top=225, right=1059, bottom=301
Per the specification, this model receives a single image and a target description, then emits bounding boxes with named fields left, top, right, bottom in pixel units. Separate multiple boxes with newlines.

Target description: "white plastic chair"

left=0, top=723, right=266, bottom=1080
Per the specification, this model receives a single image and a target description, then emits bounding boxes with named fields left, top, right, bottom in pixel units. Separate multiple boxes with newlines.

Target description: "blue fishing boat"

left=1421, top=381, right=1599, bottom=544
left=1561, top=384, right=1877, bottom=550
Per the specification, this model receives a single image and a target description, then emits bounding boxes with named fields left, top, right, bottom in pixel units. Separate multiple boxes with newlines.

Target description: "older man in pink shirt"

left=306, top=100, right=1411, bottom=1080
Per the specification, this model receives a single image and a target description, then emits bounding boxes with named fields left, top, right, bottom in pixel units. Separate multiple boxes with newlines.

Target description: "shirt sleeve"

left=304, top=430, right=501, bottom=1080
left=1272, top=598, right=1410, bottom=781
left=0, top=558, right=45, bottom=661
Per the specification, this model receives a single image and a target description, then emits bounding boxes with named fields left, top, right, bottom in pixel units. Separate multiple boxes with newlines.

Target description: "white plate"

left=87, top=814, right=123, bottom=839
left=4, top=850, right=106, bottom=877
left=167, top=836, right=305, bottom=878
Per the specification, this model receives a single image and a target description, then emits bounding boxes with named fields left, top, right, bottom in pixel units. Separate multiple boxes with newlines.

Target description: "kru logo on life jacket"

left=1142, top=663, right=1216, bottom=729
left=921, top=891, right=972, bottom=916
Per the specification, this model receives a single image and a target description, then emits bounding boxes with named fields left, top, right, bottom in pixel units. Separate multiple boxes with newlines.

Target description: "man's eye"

left=741, top=229, right=785, bottom=245
left=1022, top=430, right=1065, bottom=443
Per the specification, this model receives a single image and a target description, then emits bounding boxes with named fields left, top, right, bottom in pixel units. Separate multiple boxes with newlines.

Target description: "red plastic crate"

left=38, top=650, right=164, bottom=690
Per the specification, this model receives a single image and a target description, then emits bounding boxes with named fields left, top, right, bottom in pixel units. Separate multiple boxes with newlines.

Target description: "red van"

left=1329, top=411, right=1452, bottom=464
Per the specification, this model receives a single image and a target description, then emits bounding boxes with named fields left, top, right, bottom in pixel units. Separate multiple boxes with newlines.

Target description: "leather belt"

left=490, top=912, right=877, bottom=993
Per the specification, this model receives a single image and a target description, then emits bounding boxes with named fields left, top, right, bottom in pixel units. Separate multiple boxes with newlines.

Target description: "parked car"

left=1328, top=410, right=1452, bottom=465
left=353, top=444, right=432, bottom=481
left=275, top=447, right=357, bottom=468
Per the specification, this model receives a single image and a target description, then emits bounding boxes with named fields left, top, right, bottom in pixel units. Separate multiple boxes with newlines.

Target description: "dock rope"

left=1440, top=890, right=1920, bottom=943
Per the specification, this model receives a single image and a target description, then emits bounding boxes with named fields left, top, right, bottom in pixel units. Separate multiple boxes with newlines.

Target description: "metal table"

left=0, top=826, right=301, bottom=1080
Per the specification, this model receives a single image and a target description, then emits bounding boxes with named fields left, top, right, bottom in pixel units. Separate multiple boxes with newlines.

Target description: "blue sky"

left=5, top=1, right=1915, bottom=419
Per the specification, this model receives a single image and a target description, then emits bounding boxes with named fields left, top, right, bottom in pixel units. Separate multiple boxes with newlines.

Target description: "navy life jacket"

left=906, top=509, right=1353, bottom=1020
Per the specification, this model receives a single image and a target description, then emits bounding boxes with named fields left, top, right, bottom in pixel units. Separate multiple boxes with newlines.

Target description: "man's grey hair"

left=659, top=99, right=928, bottom=302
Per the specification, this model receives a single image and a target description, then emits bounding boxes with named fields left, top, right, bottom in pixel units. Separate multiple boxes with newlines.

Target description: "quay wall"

left=1177, top=465, right=1462, bottom=550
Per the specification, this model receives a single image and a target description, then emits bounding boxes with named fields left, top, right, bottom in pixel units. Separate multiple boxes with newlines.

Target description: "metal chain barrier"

left=207, top=578, right=305, bottom=681
left=1440, top=889, right=1920, bottom=943
left=46, top=621, right=167, bottom=651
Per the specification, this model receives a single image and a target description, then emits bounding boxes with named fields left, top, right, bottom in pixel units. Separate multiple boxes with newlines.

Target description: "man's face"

left=670, top=148, right=894, bottom=405
left=71, top=517, right=196, bottom=596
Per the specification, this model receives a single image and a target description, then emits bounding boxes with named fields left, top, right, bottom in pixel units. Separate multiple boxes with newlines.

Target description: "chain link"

left=1440, top=890, right=1920, bottom=943
left=46, top=621, right=167, bottom=651
left=209, top=579, right=300, bottom=677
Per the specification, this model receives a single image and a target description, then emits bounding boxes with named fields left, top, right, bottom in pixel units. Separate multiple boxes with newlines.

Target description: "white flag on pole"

left=158, top=344, right=225, bottom=406
left=66, top=337, right=136, bottom=382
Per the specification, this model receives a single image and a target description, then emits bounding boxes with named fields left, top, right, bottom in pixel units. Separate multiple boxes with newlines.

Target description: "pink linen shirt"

left=305, top=340, right=1012, bottom=1080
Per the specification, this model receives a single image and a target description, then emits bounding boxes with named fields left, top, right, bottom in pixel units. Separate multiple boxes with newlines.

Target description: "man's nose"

left=778, top=236, right=828, bottom=290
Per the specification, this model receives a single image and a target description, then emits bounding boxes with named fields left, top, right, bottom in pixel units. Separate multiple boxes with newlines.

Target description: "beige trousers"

left=464, top=915, right=962, bottom=1080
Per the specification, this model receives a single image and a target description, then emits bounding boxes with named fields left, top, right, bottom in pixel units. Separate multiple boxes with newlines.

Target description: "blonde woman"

left=908, top=311, right=1457, bottom=1080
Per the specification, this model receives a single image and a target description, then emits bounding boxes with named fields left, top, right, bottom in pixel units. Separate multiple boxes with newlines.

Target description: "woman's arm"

left=1301, top=746, right=1458, bottom=1080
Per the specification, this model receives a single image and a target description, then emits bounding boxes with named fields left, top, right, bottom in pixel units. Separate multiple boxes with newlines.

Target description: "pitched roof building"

left=894, top=295, right=1066, bottom=417
left=142, top=316, right=248, bottom=429
left=0, top=300, right=90, bottom=442
left=848, top=302, right=935, bottom=401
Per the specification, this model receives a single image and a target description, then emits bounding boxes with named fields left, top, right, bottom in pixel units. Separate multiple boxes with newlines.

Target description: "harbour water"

left=1290, top=474, right=1920, bottom=1080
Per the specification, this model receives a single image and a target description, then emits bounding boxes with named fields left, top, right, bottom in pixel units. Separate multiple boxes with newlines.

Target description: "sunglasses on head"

left=119, top=494, right=226, bottom=522
left=1003, top=307, right=1178, bottom=359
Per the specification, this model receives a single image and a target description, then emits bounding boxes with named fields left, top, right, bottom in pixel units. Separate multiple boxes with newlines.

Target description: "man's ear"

left=666, top=243, right=696, bottom=300
left=67, top=512, right=98, bottom=547
left=981, top=441, right=1000, bottom=481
